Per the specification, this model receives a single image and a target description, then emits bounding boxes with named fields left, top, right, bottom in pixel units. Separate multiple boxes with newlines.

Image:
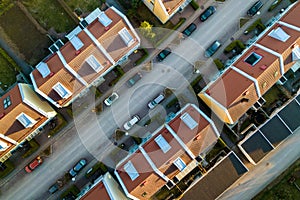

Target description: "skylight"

left=3, top=96, right=11, bottom=109
left=244, top=52, right=262, bottom=66
left=16, top=113, right=37, bottom=128
left=154, top=134, right=171, bottom=153
left=124, top=161, right=139, bottom=181
left=36, top=62, right=51, bottom=78
left=268, top=27, right=290, bottom=42
left=53, top=82, right=72, bottom=99
left=173, top=157, right=186, bottom=171
left=86, top=55, right=104, bottom=73
left=0, top=140, right=9, bottom=151
left=118, top=27, right=135, bottom=47
left=85, top=8, right=102, bottom=24
left=292, top=45, right=300, bottom=61
left=98, top=12, right=112, bottom=27
left=180, top=112, right=198, bottom=130
left=66, top=26, right=84, bottom=51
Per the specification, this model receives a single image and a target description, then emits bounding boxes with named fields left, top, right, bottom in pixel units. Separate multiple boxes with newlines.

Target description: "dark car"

left=247, top=1, right=263, bottom=16
left=48, top=183, right=59, bottom=194
left=200, top=6, right=216, bottom=22
left=157, top=48, right=171, bottom=62
left=205, top=40, right=222, bottom=57
left=126, top=72, right=142, bottom=87
left=182, top=23, right=197, bottom=37
left=69, top=159, right=87, bottom=178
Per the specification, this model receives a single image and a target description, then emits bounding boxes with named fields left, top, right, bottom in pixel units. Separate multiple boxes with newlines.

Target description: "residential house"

left=115, top=104, right=220, bottom=200
left=199, top=1, right=300, bottom=124
left=77, top=172, right=128, bottom=200
left=142, top=0, right=192, bottom=24
left=30, top=7, right=140, bottom=108
left=0, top=84, right=57, bottom=162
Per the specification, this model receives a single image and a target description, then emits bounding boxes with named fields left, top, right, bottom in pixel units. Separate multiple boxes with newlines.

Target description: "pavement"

left=0, top=0, right=293, bottom=199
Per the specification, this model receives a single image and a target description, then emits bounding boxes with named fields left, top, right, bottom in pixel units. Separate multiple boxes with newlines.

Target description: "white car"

left=104, top=92, right=119, bottom=106
left=148, top=94, right=165, bottom=109
left=123, top=115, right=140, bottom=130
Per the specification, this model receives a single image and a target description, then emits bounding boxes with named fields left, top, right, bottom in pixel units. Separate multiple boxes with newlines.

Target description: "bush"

left=190, top=0, right=200, bottom=10
left=22, top=139, right=40, bottom=158
left=48, top=114, right=67, bottom=137
left=60, top=185, right=80, bottom=199
left=245, top=18, right=266, bottom=33
left=134, top=48, right=149, bottom=65
left=132, top=136, right=142, bottom=145
left=224, top=40, right=246, bottom=54
left=268, top=0, right=283, bottom=11
left=85, top=162, right=108, bottom=179
left=214, top=59, right=225, bottom=71
left=166, top=97, right=179, bottom=108
left=0, top=159, right=15, bottom=179
left=190, top=75, right=203, bottom=87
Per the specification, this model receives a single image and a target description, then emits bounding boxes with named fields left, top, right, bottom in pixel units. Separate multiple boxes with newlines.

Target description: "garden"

left=63, top=0, right=105, bottom=16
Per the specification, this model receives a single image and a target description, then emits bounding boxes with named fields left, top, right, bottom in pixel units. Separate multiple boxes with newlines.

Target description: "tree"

left=140, top=21, right=156, bottom=39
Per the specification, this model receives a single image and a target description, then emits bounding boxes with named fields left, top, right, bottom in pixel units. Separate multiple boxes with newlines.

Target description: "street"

left=0, top=0, right=266, bottom=199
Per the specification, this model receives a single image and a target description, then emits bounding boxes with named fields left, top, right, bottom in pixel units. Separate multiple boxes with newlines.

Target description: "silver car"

left=104, top=92, right=119, bottom=106
left=123, top=115, right=140, bottom=130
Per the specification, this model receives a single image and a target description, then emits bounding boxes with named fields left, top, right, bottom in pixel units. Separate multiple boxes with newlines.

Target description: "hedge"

left=60, top=185, right=80, bottom=199
left=213, top=59, right=225, bottom=70
left=190, top=0, right=199, bottom=10
left=134, top=48, right=149, bottom=65
left=22, top=139, right=40, bottom=158
left=245, top=18, right=266, bottom=33
left=224, top=40, right=246, bottom=54
left=268, top=0, right=283, bottom=11
left=85, top=162, right=108, bottom=179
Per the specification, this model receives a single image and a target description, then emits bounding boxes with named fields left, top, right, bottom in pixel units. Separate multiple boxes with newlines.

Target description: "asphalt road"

left=0, top=0, right=261, bottom=199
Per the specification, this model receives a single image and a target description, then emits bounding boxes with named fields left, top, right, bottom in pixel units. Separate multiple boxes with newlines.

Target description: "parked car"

left=148, top=94, right=165, bottom=109
left=104, top=92, right=119, bottom=106
left=205, top=40, right=222, bottom=57
left=200, top=6, right=216, bottom=22
left=127, top=72, right=142, bottom=87
left=69, top=159, right=87, bottom=178
left=48, top=183, right=59, bottom=194
left=25, top=157, right=43, bottom=173
left=247, top=1, right=263, bottom=16
left=123, top=115, right=140, bottom=130
left=182, top=23, right=197, bottom=37
left=157, top=48, right=171, bottom=62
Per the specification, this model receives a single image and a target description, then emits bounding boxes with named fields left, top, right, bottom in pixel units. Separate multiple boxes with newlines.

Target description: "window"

left=98, top=13, right=112, bottom=27
left=16, top=113, right=37, bottom=128
left=173, top=157, right=186, bottom=171
left=36, top=62, right=51, bottom=78
left=244, top=52, right=262, bottom=66
left=180, top=112, right=198, bottom=130
left=118, top=27, right=135, bottom=47
left=86, top=55, right=103, bottom=73
left=268, top=27, right=290, bottom=42
left=66, top=26, right=84, bottom=50
left=3, top=96, right=11, bottom=109
left=124, top=161, right=139, bottom=181
left=154, top=134, right=171, bottom=153
left=53, top=82, right=72, bottom=99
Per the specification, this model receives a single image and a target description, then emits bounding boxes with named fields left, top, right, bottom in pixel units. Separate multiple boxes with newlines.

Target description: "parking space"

left=260, top=115, right=292, bottom=147
left=278, top=100, right=300, bottom=132
left=241, top=131, right=274, bottom=164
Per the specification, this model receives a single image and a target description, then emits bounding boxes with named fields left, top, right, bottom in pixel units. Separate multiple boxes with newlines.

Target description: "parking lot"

left=240, top=95, right=300, bottom=164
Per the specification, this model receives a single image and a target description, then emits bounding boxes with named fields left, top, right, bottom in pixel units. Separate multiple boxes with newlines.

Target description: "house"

left=0, top=84, right=57, bottom=162
left=30, top=7, right=140, bottom=108
left=142, top=0, right=192, bottom=24
left=77, top=172, right=128, bottom=200
left=199, top=1, right=300, bottom=124
left=115, top=104, right=220, bottom=200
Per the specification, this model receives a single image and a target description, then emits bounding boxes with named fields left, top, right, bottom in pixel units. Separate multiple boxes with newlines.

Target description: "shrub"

left=245, top=18, right=266, bottom=33
left=224, top=40, right=246, bottom=54
left=134, top=48, right=149, bottom=65
left=190, top=0, right=200, bottom=10
left=132, top=136, right=142, bottom=145
left=22, top=139, right=40, bottom=158
left=214, top=59, right=225, bottom=71
left=166, top=97, right=179, bottom=108
left=85, top=162, right=108, bottom=179
left=268, top=0, right=283, bottom=11
left=60, top=185, right=80, bottom=199
left=0, top=159, right=15, bottom=179
left=48, top=113, right=67, bottom=137
left=190, top=75, right=203, bottom=87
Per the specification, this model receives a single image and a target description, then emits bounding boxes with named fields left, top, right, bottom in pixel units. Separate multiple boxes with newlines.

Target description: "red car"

left=25, top=157, right=43, bottom=173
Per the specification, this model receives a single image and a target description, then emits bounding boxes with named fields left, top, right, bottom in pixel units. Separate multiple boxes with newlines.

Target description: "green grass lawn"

left=262, top=85, right=283, bottom=108
left=22, top=0, right=77, bottom=33
left=254, top=159, right=300, bottom=200
left=64, top=0, right=102, bottom=14
left=0, top=49, right=17, bottom=91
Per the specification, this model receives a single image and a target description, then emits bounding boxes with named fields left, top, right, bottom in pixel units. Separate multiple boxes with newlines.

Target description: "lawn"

left=63, top=0, right=104, bottom=14
left=262, top=85, right=285, bottom=108
left=0, top=48, right=18, bottom=91
left=254, top=159, right=300, bottom=200
left=0, top=159, right=15, bottom=179
left=0, top=5, right=50, bottom=65
left=22, top=0, right=77, bottom=33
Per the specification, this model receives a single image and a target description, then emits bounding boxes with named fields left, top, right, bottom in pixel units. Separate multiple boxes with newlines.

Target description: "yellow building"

left=143, top=0, right=192, bottom=24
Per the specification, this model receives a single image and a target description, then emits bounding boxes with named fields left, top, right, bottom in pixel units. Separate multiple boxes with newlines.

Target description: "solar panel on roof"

left=36, top=62, right=51, bottom=78
left=69, top=36, right=84, bottom=51
left=86, top=55, right=104, bottom=73
left=180, top=112, right=198, bottom=130
left=98, top=12, right=112, bottom=27
left=154, top=134, right=171, bottom=153
left=124, top=161, right=139, bottom=181
left=268, top=27, right=290, bottom=42
left=118, top=27, right=135, bottom=47
left=173, top=157, right=186, bottom=171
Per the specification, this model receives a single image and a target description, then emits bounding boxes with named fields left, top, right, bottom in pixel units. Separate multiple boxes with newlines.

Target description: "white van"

left=148, top=94, right=165, bottom=109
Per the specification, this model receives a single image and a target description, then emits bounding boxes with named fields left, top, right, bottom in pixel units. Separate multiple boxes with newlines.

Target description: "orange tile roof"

left=81, top=181, right=111, bottom=200
left=278, top=2, right=300, bottom=32
left=163, top=0, right=185, bottom=14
